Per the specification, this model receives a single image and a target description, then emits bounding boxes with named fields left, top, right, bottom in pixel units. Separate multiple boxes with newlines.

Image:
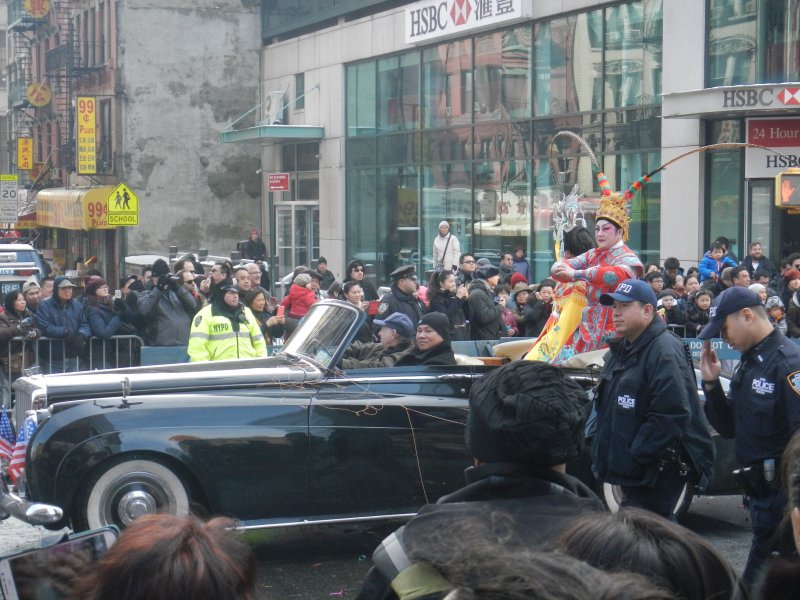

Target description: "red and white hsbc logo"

left=723, top=86, right=800, bottom=108
left=405, top=0, right=532, bottom=44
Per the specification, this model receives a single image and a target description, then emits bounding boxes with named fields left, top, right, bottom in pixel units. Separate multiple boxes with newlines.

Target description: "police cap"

left=390, top=265, right=417, bottom=282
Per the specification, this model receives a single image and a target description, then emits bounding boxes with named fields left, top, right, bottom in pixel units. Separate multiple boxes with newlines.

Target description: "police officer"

left=593, top=279, right=715, bottom=519
left=375, top=265, right=425, bottom=324
left=699, top=286, right=800, bottom=587
left=188, top=282, right=267, bottom=362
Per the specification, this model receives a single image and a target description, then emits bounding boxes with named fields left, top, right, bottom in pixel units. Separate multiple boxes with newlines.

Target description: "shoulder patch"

left=194, top=315, right=202, bottom=327
left=377, top=302, right=389, bottom=316
left=788, top=370, right=800, bottom=397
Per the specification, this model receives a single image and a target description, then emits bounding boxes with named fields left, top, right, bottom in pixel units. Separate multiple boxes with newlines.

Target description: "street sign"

left=268, top=173, right=290, bottom=192
left=0, top=175, right=19, bottom=224
left=106, top=183, right=139, bottom=226
left=76, top=97, right=97, bottom=175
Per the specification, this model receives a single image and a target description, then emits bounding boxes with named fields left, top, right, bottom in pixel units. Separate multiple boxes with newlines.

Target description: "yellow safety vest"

left=188, top=304, right=267, bottom=362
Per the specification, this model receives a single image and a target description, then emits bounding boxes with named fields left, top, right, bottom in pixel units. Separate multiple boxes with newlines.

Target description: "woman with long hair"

left=244, top=288, right=285, bottom=346
left=0, top=290, right=39, bottom=405
left=339, top=280, right=374, bottom=343
left=426, top=270, right=469, bottom=341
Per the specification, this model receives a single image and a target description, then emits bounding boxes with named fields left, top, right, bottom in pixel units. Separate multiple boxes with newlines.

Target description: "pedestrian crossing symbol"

left=107, top=183, right=139, bottom=226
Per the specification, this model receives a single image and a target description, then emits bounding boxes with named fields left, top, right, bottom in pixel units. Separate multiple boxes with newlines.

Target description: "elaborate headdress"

left=594, top=171, right=650, bottom=241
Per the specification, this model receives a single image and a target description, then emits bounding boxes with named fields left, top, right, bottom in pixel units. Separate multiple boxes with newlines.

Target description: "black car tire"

left=602, top=482, right=694, bottom=521
left=75, top=458, right=191, bottom=531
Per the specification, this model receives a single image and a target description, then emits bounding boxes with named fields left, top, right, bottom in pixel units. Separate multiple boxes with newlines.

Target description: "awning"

left=221, top=124, right=324, bottom=144
left=34, top=186, right=118, bottom=230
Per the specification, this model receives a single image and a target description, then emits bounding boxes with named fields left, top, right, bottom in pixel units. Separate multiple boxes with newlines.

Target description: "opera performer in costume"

left=526, top=172, right=645, bottom=364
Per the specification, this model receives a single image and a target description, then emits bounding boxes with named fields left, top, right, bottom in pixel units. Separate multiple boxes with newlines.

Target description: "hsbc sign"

left=405, top=0, right=532, bottom=44
left=722, top=86, right=800, bottom=108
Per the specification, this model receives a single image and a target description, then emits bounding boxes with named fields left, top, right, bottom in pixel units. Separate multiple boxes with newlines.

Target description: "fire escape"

left=7, top=0, right=38, bottom=177
left=8, top=0, right=104, bottom=186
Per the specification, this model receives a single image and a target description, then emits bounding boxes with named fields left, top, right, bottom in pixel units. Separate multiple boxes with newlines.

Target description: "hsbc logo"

left=450, top=0, right=471, bottom=25
left=778, top=88, right=800, bottom=105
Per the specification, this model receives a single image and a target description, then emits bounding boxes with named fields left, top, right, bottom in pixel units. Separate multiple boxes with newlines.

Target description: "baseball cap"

left=22, top=280, right=41, bottom=294
left=374, top=313, right=415, bottom=339
left=54, top=276, right=77, bottom=289
left=698, top=287, right=762, bottom=340
left=599, top=279, right=657, bottom=308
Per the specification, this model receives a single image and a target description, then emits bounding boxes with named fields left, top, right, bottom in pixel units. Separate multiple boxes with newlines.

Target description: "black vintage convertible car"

left=14, top=300, right=736, bottom=532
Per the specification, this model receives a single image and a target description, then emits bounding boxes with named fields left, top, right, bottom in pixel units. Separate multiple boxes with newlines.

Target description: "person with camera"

left=188, top=281, right=266, bottom=362
left=699, top=286, right=800, bottom=588
left=0, top=290, right=40, bottom=405
left=137, top=259, right=197, bottom=348
left=34, top=276, right=92, bottom=373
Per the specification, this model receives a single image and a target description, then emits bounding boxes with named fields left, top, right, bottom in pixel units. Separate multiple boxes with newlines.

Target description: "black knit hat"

left=466, top=361, right=590, bottom=467
left=152, top=259, right=170, bottom=278
left=418, top=312, right=450, bottom=342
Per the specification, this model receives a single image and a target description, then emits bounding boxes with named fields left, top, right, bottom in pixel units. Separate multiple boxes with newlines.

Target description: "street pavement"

left=0, top=495, right=753, bottom=599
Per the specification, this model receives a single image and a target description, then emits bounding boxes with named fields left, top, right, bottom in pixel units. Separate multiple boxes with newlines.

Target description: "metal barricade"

left=4, top=335, right=144, bottom=426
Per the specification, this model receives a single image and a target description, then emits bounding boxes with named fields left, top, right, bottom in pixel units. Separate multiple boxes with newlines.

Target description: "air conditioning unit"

left=262, top=91, right=285, bottom=125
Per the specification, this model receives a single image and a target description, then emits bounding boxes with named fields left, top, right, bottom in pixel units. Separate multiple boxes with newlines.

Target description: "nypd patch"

left=377, top=302, right=389, bottom=316
left=617, top=394, right=636, bottom=410
left=788, top=370, right=800, bottom=397
left=194, top=315, right=202, bottom=327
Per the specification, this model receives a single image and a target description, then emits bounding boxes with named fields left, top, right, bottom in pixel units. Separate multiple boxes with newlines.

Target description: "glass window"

left=296, top=142, right=319, bottom=171
left=610, top=152, right=661, bottom=264
left=377, top=132, right=418, bottom=165
left=706, top=149, right=743, bottom=258
left=763, top=0, right=800, bottom=83
left=420, top=127, right=472, bottom=163
left=473, top=26, right=532, bottom=122
left=422, top=40, right=473, bottom=129
left=605, top=3, right=647, bottom=108
left=380, top=166, right=420, bottom=278
left=377, top=52, right=420, bottom=133
left=707, top=0, right=757, bottom=86
left=534, top=12, right=603, bottom=116
left=346, top=168, right=379, bottom=264
left=708, top=119, right=743, bottom=144
left=603, top=107, right=661, bottom=152
left=346, top=62, right=376, bottom=136
left=421, top=163, right=474, bottom=267
left=295, top=73, right=305, bottom=110
left=346, top=138, right=376, bottom=167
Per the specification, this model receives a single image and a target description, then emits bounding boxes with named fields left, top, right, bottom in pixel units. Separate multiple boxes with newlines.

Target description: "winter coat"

left=788, top=292, right=800, bottom=338
left=188, top=303, right=266, bottom=362
left=698, top=252, right=736, bottom=282
left=280, top=284, right=318, bottom=319
left=243, top=238, right=266, bottom=262
left=432, top=233, right=461, bottom=271
left=394, top=341, right=456, bottom=366
left=315, top=268, right=336, bottom=291
left=375, top=284, right=425, bottom=325
left=343, top=277, right=380, bottom=302
left=0, top=309, right=39, bottom=373
left=467, top=280, right=503, bottom=341
left=85, top=297, right=129, bottom=339
left=137, top=285, right=197, bottom=347
left=427, top=293, right=469, bottom=341
left=35, top=295, right=92, bottom=360
left=592, top=317, right=715, bottom=489
left=512, top=256, right=531, bottom=280
left=743, top=254, right=778, bottom=279
left=524, top=299, right=552, bottom=338
left=685, top=302, right=710, bottom=338
left=340, top=338, right=413, bottom=369
left=249, top=309, right=286, bottom=345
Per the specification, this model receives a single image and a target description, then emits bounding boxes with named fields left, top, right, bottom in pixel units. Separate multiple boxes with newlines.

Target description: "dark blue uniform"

left=376, top=284, right=425, bottom=325
left=703, top=329, right=800, bottom=585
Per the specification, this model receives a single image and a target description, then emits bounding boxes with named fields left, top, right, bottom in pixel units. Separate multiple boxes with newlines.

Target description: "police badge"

left=788, top=370, right=800, bottom=397
left=194, top=315, right=202, bottom=327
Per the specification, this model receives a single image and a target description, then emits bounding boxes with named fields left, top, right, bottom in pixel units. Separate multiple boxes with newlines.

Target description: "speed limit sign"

left=0, top=175, right=19, bottom=224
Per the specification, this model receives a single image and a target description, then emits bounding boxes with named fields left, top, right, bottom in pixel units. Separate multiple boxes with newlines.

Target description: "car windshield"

left=280, top=301, right=361, bottom=369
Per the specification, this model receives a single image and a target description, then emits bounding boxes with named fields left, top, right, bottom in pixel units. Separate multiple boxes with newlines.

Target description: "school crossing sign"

left=106, top=183, right=139, bottom=226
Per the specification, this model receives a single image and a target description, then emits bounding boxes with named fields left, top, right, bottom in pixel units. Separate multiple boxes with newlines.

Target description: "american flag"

left=8, top=416, right=36, bottom=484
left=0, top=409, right=14, bottom=462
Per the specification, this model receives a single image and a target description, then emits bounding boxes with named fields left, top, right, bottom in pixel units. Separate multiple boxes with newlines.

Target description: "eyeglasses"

left=183, top=279, right=195, bottom=285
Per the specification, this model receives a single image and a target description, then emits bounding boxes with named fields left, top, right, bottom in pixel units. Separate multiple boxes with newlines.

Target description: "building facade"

left=250, top=0, right=800, bottom=286
left=6, top=0, right=261, bottom=281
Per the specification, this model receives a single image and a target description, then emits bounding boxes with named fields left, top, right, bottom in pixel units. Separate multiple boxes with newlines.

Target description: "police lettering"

left=616, top=283, right=632, bottom=293
left=751, top=377, right=775, bottom=395
left=722, top=88, right=773, bottom=108
left=617, top=394, right=636, bottom=409
left=408, top=2, right=448, bottom=37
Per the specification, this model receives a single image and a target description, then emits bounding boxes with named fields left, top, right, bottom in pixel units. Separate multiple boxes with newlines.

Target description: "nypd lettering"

left=751, top=377, right=775, bottom=395
left=615, top=282, right=633, bottom=294
left=617, top=394, right=636, bottom=410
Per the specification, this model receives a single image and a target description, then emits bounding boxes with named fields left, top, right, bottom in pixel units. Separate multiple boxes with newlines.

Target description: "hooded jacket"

left=467, top=279, right=503, bottom=341
left=188, top=299, right=266, bottom=362
left=35, top=293, right=92, bottom=359
left=592, top=317, right=715, bottom=489
left=279, top=283, right=318, bottom=319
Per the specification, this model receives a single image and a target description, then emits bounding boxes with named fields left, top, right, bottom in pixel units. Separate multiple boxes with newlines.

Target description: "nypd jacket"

left=376, top=284, right=425, bottom=325
left=187, top=303, right=267, bottom=362
left=703, top=329, right=800, bottom=468
left=592, top=317, right=714, bottom=488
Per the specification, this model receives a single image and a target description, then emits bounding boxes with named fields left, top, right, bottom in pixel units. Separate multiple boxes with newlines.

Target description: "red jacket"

left=280, top=284, right=318, bottom=319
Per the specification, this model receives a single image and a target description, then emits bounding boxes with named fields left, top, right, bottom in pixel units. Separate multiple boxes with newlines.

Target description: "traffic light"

left=775, top=170, right=800, bottom=207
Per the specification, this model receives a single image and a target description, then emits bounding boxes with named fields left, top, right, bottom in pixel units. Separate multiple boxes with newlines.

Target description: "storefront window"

left=706, top=150, right=743, bottom=259
left=473, top=26, right=532, bottom=122
left=377, top=52, right=420, bottom=133
left=422, top=40, right=473, bottom=130
left=346, top=62, right=376, bottom=136
left=421, top=163, right=474, bottom=268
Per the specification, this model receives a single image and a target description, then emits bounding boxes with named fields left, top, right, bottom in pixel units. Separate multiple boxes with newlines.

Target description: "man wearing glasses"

left=455, top=253, right=478, bottom=288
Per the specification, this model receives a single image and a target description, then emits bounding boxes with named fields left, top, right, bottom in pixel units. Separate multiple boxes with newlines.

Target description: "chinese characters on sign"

left=405, top=0, right=532, bottom=44
left=0, top=175, right=19, bottom=224
left=76, top=97, right=97, bottom=175
left=24, top=0, right=50, bottom=18
left=26, top=83, right=52, bottom=107
left=17, top=139, right=33, bottom=171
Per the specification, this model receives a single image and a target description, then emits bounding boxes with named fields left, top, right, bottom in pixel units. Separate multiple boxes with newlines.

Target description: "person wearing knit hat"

left=467, top=265, right=505, bottom=340
left=314, top=256, right=335, bottom=291
left=83, top=275, right=137, bottom=367
left=279, top=271, right=319, bottom=322
left=394, top=312, right=456, bottom=366
left=357, top=361, right=603, bottom=600
left=243, top=228, right=267, bottom=262
left=432, top=220, right=461, bottom=272
left=509, top=272, right=528, bottom=289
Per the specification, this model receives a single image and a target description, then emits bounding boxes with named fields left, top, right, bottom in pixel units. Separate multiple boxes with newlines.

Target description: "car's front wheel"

left=602, top=482, right=694, bottom=521
left=75, top=458, right=191, bottom=531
